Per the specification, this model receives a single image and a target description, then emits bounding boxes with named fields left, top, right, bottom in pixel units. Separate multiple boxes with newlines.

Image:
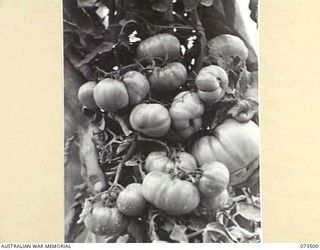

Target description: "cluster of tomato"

left=77, top=32, right=259, bottom=238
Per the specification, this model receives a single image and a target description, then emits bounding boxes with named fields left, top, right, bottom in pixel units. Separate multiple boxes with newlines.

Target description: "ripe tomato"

left=84, top=202, right=129, bottom=236
left=148, top=62, right=187, bottom=92
left=93, top=78, right=129, bottom=112
left=200, top=189, right=229, bottom=212
left=142, top=171, right=200, bottom=215
left=195, top=65, right=228, bottom=104
left=116, top=183, right=146, bottom=216
left=191, top=119, right=259, bottom=185
left=129, top=103, right=171, bottom=137
left=137, top=33, right=181, bottom=61
left=145, top=151, right=197, bottom=173
left=199, top=161, right=230, bottom=198
left=77, top=81, right=98, bottom=110
left=207, top=34, right=248, bottom=72
left=169, top=91, right=205, bottom=139
left=121, top=71, right=150, bottom=105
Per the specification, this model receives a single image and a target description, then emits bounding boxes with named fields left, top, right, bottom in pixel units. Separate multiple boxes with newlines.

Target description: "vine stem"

left=186, top=229, right=204, bottom=238
left=108, top=113, right=132, bottom=137
left=191, top=9, right=207, bottom=73
left=136, top=134, right=171, bottom=156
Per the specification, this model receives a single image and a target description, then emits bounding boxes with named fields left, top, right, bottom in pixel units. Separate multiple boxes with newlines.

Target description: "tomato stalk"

left=108, top=112, right=132, bottom=137
left=136, top=134, right=171, bottom=156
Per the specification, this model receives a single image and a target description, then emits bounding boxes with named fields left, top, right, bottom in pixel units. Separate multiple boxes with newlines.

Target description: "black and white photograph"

left=64, top=0, right=260, bottom=243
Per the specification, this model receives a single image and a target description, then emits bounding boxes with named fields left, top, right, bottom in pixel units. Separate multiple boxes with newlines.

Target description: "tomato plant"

left=64, top=0, right=260, bottom=243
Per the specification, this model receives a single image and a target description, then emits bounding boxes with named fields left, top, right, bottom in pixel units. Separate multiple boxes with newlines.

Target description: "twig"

left=108, top=113, right=132, bottom=137
left=137, top=134, right=171, bottom=156
left=190, top=9, right=207, bottom=73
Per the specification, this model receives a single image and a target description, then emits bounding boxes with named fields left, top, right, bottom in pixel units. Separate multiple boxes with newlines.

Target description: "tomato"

left=93, top=78, right=129, bottom=112
left=77, top=81, right=98, bottom=110
left=198, top=161, right=230, bottom=198
left=116, top=183, right=146, bottom=216
left=142, top=171, right=200, bottom=215
left=169, top=91, right=205, bottom=139
left=137, top=33, right=181, bottom=61
left=191, top=119, right=259, bottom=185
left=195, top=65, right=228, bottom=104
left=148, top=62, right=187, bottom=92
left=200, top=189, right=229, bottom=212
left=145, top=151, right=197, bottom=173
left=84, top=202, right=129, bottom=236
left=207, top=34, right=248, bottom=72
left=129, top=103, right=171, bottom=137
left=121, top=71, right=150, bottom=105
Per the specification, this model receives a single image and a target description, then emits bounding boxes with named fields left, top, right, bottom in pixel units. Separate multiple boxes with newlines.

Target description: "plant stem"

left=137, top=135, right=171, bottom=156
left=108, top=113, right=132, bottom=137
left=186, top=229, right=204, bottom=238
left=191, top=9, right=207, bottom=73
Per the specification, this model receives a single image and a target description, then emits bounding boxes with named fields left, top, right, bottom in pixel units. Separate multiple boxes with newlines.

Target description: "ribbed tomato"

left=121, top=71, right=150, bottom=105
left=116, top=183, right=146, bottom=216
left=200, top=189, right=229, bottom=212
left=142, top=171, right=200, bottom=215
left=84, top=202, right=129, bottom=236
left=148, top=62, right=187, bottom=92
left=207, top=34, right=248, bottom=72
left=169, top=91, right=205, bottom=139
left=137, top=33, right=181, bottom=61
left=198, top=161, right=230, bottom=198
left=145, top=151, right=197, bottom=173
left=195, top=65, right=228, bottom=104
left=77, top=81, right=99, bottom=110
left=93, top=78, right=129, bottom=112
left=129, top=103, right=171, bottom=137
left=191, top=119, right=259, bottom=185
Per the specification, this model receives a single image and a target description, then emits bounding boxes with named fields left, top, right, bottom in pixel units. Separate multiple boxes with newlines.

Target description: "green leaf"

left=236, top=202, right=261, bottom=223
left=227, top=226, right=258, bottom=243
left=127, top=219, right=144, bottom=243
left=202, top=222, right=236, bottom=243
left=170, top=224, right=189, bottom=243
left=200, top=0, right=214, bottom=7
left=183, top=0, right=200, bottom=11
left=76, top=42, right=114, bottom=67
left=77, top=0, right=97, bottom=8
left=116, top=234, right=130, bottom=243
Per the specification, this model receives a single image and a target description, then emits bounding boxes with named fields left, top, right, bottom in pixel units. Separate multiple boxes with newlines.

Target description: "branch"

left=191, top=9, right=207, bottom=73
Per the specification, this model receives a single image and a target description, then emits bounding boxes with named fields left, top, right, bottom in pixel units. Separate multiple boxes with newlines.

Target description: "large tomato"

left=191, top=119, right=259, bottom=185
left=116, top=183, right=146, bottom=216
left=129, top=103, right=171, bottom=137
left=148, top=62, right=187, bottom=92
left=93, top=78, right=129, bottom=112
left=137, top=33, right=181, bottom=61
left=145, top=151, right=197, bottom=173
left=84, top=202, right=129, bottom=236
left=169, top=91, right=205, bottom=139
left=207, top=34, right=248, bottom=73
left=198, top=161, right=230, bottom=198
left=200, top=189, right=229, bottom=212
left=142, top=171, right=200, bottom=215
left=195, top=65, right=228, bottom=104
left=121, top=71, right=150, bottom=105
left=77, top=81, right=99, bottom=110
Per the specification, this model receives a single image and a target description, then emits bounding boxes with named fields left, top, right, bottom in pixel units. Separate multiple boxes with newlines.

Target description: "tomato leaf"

left=77, top=199, right=93, bottom=224
left=202, top=222, right=236, bottom=243
left=236, top=202, right=261, bottom=223
left=77, top=0, right=97, bottom=8
left=184, top=0, right=200, bottom=11
left=200, top=0, right=215, bottom=7
left=116, top=234, right=130, bottom=243
left=65, top=202, right=85, bottom=242
left=169, top=224, right=189, bottom=243
left=127, top=218, right=144, bottom=243
left=76, top=42, right=114, bottom=67
left=227, top=226, right=258, bottom=243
